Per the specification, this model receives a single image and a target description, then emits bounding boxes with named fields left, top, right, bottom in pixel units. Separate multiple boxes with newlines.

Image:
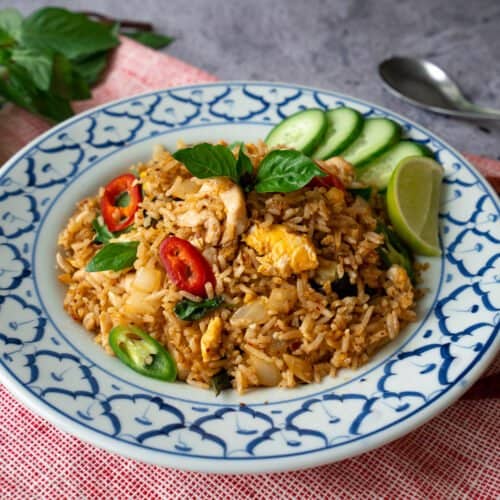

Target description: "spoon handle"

left=458, top=103, right=500, bottom=120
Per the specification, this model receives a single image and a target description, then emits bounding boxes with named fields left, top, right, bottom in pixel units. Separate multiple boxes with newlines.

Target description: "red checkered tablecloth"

left=0, top=37, right=499, bottom=498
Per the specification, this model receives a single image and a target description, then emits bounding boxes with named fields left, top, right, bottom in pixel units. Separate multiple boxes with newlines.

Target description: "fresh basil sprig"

left=0, top=7, right=173, bottom=122
left=174, top=296, right=224, bottom=321
left=86, top=241, right=139, bottom=272
left=174, top=143, right=324, bottom=194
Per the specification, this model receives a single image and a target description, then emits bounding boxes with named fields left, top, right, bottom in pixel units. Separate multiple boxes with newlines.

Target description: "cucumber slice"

left=341, top=118, right=401, bottom=166
left=311, top=107, right=363, bottom=160
left=265, top=108, right=327, bottom=155
left=357, top=141, right=432, bottom=190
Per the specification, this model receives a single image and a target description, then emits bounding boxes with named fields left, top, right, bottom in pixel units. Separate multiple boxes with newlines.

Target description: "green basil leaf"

left=20, top=7, right=119, bottom=60
left=210, top=369, right=233, bottom=396
left=86, top=241, right=139, bottom=272
left=174, top=296, right=224, bottom=321
left=0, top=27, right=14, bottom=47
left=0, top=8, right=22, bottom=41
left=125, top=30, right=174, bottom=50
left=236, top=147, right=253, bottom=177
left=348, top=186, right=372, bottom=201
left=73, top=51, right=109, bottom=86
left=173, top=143, right=239, bottom=183
left=254, top=149, right=325, bottom=193
left=376, top=222, right=414, bottom=282
left=0, top=62, right=39, bottom=114
left=11, top=47, right=53, bottom=92
left=92, top=217, right=115, bottom=244
left=51, top=52, right=90, bottom=100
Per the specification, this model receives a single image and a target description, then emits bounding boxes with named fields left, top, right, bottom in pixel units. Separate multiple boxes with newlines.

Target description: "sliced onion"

left=132, top=267, right=162, bottom=293
left=248, top=355, right=281, bottom=387
left=230, top=298, right=269, bottom=327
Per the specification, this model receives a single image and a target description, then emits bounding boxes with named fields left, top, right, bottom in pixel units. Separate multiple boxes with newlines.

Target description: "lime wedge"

left=386, top=156, right=444, bottom=256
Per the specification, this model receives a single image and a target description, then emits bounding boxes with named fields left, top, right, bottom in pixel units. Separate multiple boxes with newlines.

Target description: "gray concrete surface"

left=6, top=0, right=500, bottom=158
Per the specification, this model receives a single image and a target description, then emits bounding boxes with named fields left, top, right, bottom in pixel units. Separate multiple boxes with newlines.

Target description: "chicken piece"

left=200, top=317, right=223, bottom=362
left=195, top=178, right=248, bottom=245
left=244, top=224, right=318, bottom=278
left=316, top=156, right=355, bottom=186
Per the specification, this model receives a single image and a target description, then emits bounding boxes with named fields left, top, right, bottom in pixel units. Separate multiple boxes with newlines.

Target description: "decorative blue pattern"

left=0, top=83, right=498, bottom=472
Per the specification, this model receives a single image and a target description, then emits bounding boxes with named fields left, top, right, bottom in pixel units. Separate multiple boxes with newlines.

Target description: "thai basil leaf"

left=86, top=241, right=139, bottom=272
left=0, top=27, right=14, bottom=47
left=254, top=149, right=325, bottom=193
left=210, top=369, right=233, bottom=396
left=174, top=296, right=224, bottom=321
left=236, top=147, right=253, bottom=177
left=11, top=47, right=53, bottom=91
left=348, top=186, right=372, bottom=201
left=0, top=8, right=22, bottom=41
left=92, top=217, right=115, bottom=244
left=126, top=30, right=174, bottom=49
left=173, top=143, right=240, bottom=183
left=51, top=52, right=91, bottom=100
left=20, top=8, right=119, bottom=60
left=92, top=217, right=134, bottom=244
left=72, top=51, right=108, bottom=85
left=376, top=222, right=414, bottom=282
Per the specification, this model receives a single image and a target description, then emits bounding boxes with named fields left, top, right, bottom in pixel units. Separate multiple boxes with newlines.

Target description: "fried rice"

left=57, top=141, right=418, bottom=393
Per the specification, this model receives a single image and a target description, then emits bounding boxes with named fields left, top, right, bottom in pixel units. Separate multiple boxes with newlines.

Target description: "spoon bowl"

left=379, top=56, right=500, bottom=120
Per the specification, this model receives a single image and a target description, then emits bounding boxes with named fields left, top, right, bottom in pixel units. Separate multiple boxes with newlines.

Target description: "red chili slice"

left=159, top=236, right=215, bottom=297
left=308, top=169, right=345, bottom=191
left=101, top=173, right=142, bottom=232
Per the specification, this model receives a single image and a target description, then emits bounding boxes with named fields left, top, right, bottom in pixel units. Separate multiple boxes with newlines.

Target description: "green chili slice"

left=108, top=325, right=177, bottom=381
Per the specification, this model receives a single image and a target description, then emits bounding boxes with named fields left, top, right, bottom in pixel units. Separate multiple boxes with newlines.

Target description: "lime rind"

left=386, top=156, right=444, bottom=257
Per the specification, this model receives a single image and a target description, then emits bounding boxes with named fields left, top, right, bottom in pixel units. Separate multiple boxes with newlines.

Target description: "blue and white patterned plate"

left=0, top=82, right=498, bottom=473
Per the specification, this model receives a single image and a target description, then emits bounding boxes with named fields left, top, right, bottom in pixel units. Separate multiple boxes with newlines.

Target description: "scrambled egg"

left=201, top=317, right=223, bottom=362
left=244, top=224, right=318, bottom=278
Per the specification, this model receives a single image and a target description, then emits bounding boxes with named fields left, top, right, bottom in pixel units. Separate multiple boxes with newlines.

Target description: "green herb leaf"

left=11, top=47, right=53, bottom=91
left=92, top=216, right=134, bottom=244
left=125, top=30, right=174, bottom=49
left=0, top=8, right=22, bottom=41
left=0, top=27, right=14, bottom=47
left=0, top=62, right=38, bottom=113
left=348, top=186, right=372, bottom=201
left=376, top=222, right=414, bottom=282
left=51, top=52, right=90, bottom=100
left=174, top=296, right=224, bottom=321
left=92, top=217, right=115, bottom=244
left=210, top=369, right=233, bottom=396
left=20, top=7, right=119, bottom=60
left=86, top=241, right=139, bottom=272
left=72, top=51, right=108, bottom=86
left=254, top=149, right=325, bottom=193
left=236, top=147, right=253, bottom=177
left=173, top=143, right=239, bottom=183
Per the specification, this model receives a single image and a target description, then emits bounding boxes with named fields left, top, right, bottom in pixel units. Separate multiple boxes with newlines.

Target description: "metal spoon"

left=378, top=56, right=500, bottom=120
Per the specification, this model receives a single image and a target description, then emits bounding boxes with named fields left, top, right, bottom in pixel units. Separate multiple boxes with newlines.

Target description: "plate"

left=0, top=82, right=498, bottom=473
